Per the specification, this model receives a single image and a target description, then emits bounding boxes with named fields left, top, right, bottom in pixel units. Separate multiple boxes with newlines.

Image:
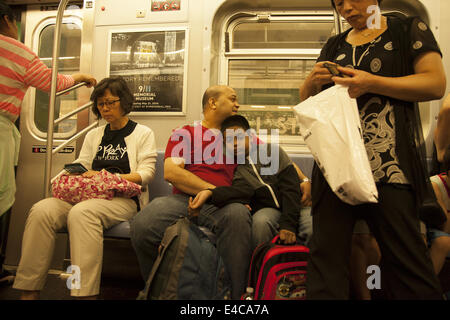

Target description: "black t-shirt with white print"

left=92, top=120, right=137, bottom=174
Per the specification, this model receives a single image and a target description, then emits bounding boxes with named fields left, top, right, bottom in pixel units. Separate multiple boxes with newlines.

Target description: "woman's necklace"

left=352, top=43, right=370, bottom=67
left=350, top=15, right=387, bottom=66
left=352, top=36, right=380, bottom=67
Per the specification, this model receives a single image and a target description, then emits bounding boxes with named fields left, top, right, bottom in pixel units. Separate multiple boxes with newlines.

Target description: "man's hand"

left=188, top=189, right=213, bottom=218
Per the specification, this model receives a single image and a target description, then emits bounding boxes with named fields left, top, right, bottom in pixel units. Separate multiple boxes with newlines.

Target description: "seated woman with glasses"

left=13, top=76, right=157, bottom=299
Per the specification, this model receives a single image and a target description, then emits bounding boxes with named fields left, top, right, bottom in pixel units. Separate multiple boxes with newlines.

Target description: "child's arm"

left=277, top=164, right=303, bottom=235
left=209, top=177, right=254, bottom=208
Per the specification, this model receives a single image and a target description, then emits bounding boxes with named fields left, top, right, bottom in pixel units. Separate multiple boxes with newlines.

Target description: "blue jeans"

left=427, top=228, right=450, bottom=246
left=252, top=206, right=312, bottom=249
left=130, top=194, right=252, bottom=299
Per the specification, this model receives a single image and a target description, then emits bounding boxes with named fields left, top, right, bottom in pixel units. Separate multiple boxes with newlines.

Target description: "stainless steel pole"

left=43, top=0, right=70, bottom=197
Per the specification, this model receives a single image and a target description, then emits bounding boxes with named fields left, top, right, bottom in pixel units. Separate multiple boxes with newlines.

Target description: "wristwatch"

left=301, top=177, right=310, bottom=183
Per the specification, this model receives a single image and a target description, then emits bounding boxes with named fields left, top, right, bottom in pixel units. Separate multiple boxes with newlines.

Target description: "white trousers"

left=13, top=197, right=137, bottom=297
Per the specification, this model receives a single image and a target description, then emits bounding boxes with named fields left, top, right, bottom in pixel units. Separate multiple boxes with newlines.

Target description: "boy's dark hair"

left=0, top=2, right=15, bottom=24
left=330, top=0, right=383, bottom=10
left=221, top=115, right=250, bottom=133
left=90, top=76, right=134, bottom=119
left=443, top=145, right=450, bottom=173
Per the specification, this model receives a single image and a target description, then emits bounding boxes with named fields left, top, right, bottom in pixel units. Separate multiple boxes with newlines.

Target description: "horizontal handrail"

left=54, top=101, right=93, bottom=125
left=52, top=121, right=99, bottom=155
left=56, top=81, right=87, bottom=97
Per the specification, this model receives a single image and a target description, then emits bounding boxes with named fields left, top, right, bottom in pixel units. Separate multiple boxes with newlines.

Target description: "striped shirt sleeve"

left=23, top=56, right=75, bottom=93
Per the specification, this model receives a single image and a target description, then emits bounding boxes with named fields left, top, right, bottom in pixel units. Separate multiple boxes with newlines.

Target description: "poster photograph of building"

left=108, top=28, right=188, bottom=115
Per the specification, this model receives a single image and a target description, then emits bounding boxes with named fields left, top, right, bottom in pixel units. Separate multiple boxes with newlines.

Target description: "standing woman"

left=13, top=77, right=157, bottom=299
left=0, top=2, right=96, bottom=282
left=300, top=0, right=446, bottom=299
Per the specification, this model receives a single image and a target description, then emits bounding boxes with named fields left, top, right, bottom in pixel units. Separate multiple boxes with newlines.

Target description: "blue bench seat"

left=103, top=152, right=315, bottom=239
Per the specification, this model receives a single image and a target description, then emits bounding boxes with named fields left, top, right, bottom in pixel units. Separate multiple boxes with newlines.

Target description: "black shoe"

left=0, top=270, right=15, bottom=287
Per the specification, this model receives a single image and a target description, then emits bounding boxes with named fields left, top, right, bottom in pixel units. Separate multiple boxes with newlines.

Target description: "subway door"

left=5, top=6, right=91, bottom=270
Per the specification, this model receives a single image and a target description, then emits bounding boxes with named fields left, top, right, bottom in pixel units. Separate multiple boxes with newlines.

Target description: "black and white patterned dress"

left=318, top=17, right=441, bottom=184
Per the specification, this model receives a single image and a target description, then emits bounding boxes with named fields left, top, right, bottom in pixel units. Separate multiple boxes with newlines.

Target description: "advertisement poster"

left=109, top=29, right=187, bottom=114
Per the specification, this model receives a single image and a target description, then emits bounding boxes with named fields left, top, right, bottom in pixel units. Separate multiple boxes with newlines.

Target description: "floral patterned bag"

left=51, top=169, right=141, bottom=204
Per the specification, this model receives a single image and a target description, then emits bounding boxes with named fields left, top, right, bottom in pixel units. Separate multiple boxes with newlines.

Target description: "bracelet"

left=301, top=177, right=310, bottom=183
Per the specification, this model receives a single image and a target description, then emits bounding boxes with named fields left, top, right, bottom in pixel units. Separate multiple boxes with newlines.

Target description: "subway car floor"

left=0, top=238, right=144, bottom=300
left=1, top=238, right=449, bottom=300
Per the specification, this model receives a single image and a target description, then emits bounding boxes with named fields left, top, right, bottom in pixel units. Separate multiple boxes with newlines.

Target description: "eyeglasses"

left=97, top=99, right=120, bottom=108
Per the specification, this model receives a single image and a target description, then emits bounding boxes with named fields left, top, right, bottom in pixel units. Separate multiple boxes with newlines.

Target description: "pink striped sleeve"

left=23, top=57, right=75, bottom=92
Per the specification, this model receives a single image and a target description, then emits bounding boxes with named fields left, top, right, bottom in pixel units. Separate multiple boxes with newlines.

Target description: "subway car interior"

left=0, top=0, right=449, bottom=301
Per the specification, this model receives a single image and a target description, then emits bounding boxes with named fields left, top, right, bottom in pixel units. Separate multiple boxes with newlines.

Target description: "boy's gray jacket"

left=210, top=143, right=302, bottom=233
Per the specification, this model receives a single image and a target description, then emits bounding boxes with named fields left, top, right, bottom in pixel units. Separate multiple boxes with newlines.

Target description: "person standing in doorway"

left=0, top=2, right=96, bottom=283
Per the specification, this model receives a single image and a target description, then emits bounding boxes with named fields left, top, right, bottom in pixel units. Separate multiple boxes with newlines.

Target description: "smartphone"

left=64, top=163, right=88, bottom=174
left=323, top=62, right=343, bottom=77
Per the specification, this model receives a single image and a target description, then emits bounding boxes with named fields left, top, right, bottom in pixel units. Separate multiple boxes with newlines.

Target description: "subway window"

left=33, top=21, right=81, bottom=137
left=223, top=14, right=337, bottom=150
left=228, top=59, right=315, bottom=138
left=232, top=20, right=333, bottom=49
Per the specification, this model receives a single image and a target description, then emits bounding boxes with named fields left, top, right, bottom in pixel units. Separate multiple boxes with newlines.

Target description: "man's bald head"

left=202, top=85, right=234, bottom=111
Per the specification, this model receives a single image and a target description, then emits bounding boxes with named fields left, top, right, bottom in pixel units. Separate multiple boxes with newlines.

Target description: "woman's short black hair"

left=330, top=0, right=382, bottom=10
left=0, top=2, right=15, bottom=24
left=90, top=76, right=134, bottom=119
left=221, top=115, right=251, bottom=133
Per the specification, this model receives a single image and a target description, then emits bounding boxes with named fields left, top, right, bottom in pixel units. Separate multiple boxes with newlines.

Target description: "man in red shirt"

left=131, top=85, right=252, bottom=299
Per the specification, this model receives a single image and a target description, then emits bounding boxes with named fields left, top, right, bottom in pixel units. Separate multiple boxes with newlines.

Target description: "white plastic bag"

left=294, top=84, right=378, bottom=205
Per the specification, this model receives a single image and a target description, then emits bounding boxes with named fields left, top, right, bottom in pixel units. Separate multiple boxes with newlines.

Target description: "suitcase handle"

left=271, top=235, right=281, bottom=244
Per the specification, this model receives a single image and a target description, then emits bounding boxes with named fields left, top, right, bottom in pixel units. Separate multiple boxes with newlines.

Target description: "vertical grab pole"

left=43, top=0, right=70, bottom=198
